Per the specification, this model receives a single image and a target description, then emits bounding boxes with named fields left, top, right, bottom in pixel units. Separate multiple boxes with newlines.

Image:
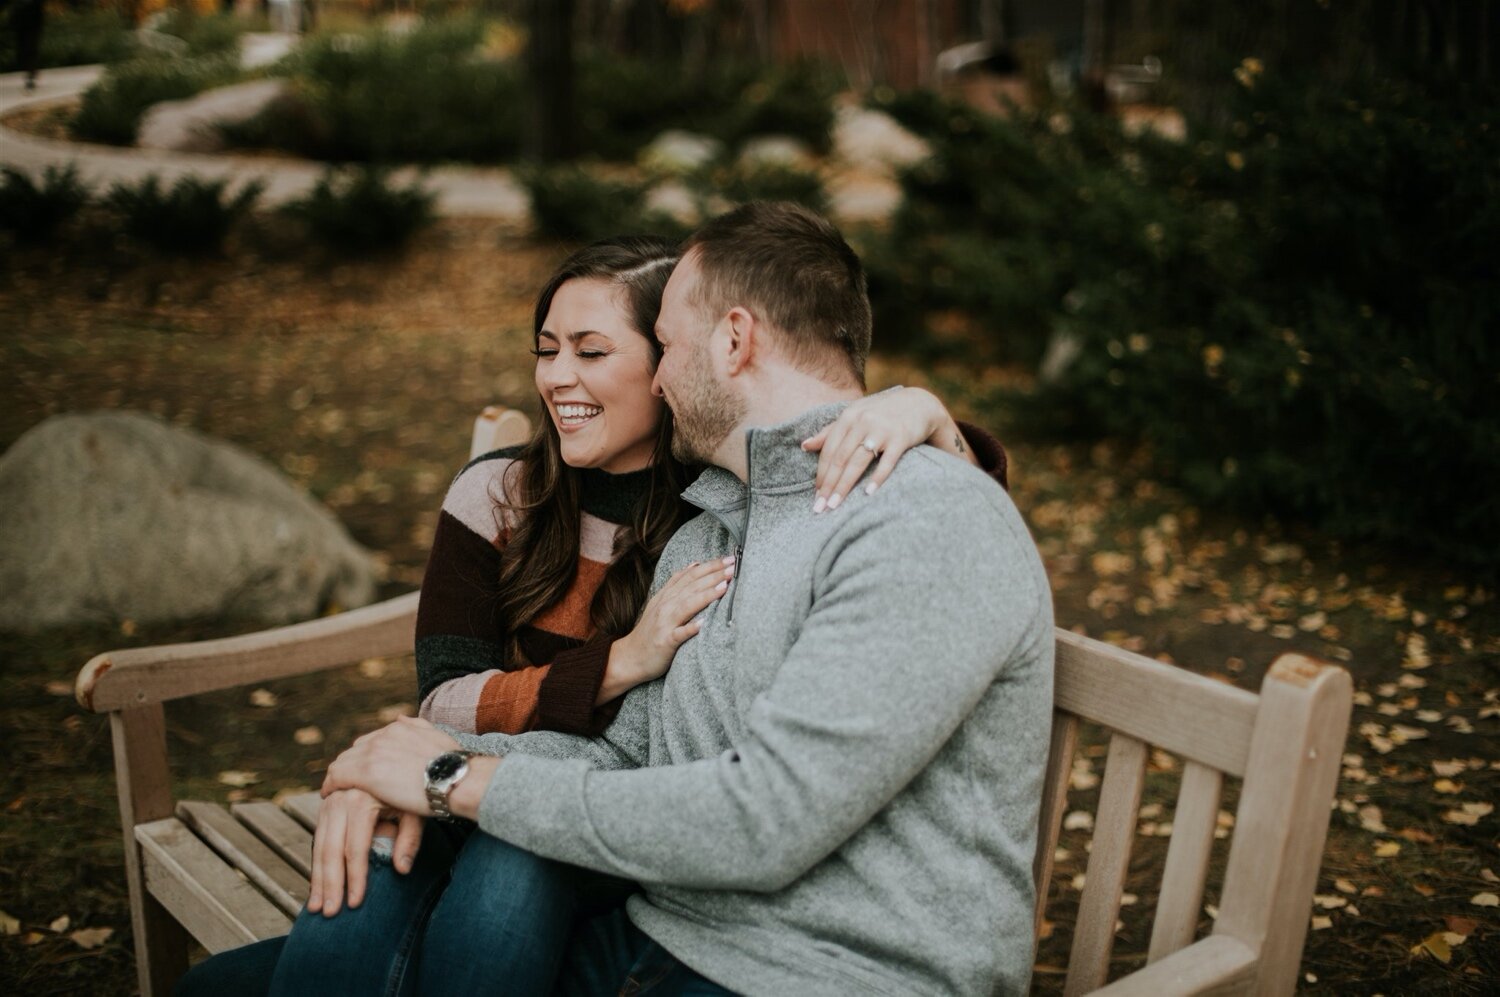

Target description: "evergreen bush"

left=105, top=174, right=264, bottom=254
left=0, top=9, right=135, bottom=72
left=71, top=53, right=242, bottom=146
left=0, top=165, right=91, bottom=245
left=874, top=74, right=1500, bottom=566
left=280, top=167, right=435, bottom=253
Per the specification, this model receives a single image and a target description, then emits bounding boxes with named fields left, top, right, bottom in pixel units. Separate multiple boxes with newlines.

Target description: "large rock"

left=138, top=79, right=288, bottom=154
left=0, top=412, right=378, bottom=632
left=639, top=130, right=723, bottom=176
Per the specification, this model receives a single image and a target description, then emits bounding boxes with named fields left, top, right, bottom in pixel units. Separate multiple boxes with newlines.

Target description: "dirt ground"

left=1, top=218, right=1495, bottom=994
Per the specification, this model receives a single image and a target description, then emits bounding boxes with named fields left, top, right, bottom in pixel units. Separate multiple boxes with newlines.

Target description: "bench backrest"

left=1035, top=634, right=1350, bottom=994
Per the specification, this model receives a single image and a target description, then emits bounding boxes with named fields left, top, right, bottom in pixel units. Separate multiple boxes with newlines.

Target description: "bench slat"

left=1033, top=712, right=1078, bottom=939
left=177, top=802, right=308, bottom=917
left=282, top=792, right=322, bottom=831
left=1148, top=761, right=1223, bottom=962
left=232, top=801, right=314, bottom=878
left=1065, top=733, right=1148, bottom=996
left=1054, top=632, right=1258, bottom=777
left=137, top=818, right=292, bottom=954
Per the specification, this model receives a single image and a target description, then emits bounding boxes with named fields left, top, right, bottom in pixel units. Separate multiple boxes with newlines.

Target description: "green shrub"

left=521, top=159, right=828, bottom=243
left=280, top=167, right=436, bottom=253
left=72, top=53, right=242, bottom=146
left=105, top=174, right=265, bottom=254
left=155, top=11, right=248, bottom=59
left=0, top=165, right=91, bottom=245
left=231, top=18, right=521, bottom=164
left=0, top=9, right=135, bottom=72
left=876, top=75, right=1500, bottom=567
left=520, top=166, right=670, bottom=242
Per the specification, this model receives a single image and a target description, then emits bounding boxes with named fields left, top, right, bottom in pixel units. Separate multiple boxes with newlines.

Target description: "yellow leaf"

left=1374, top=841, right=1402, bottom=857
left=1402, top=634, right=1431, bottom=670
left=358, top=657, right=388, bottom=678
left=217, top=770, right=259, bottom=788
left=1358, top=805, right=1387, bottom=833
left=249, top=689, right=278, bottom=708
left=1310, top=915, right=1333, bottom=931
left=1334, top=878, right=1357, bottom=894
left=0, top=910, right=18, bottom=935
left=1481, top=868, right=1498, bottom=883
left=1313, top=894, right=1347, bottom=909
left=1461, top=802, right=1493, bottom=817
left=70, top=927, right=114, bottom=949
left=1433, top=759, right=1467, bottom=777
left=44, top=680, right=73, bottom=697
left=49, top=915, right=70, bottom=933
left=1413, top=932, right=1452, bottom=963
left=293, top=726, right=324, bottom=746
left=1063, top=811, right=1094, bottom=831
left=1471, top=892, right=1499, bottom=907
left=1433, top=779, right=1463, bottom=794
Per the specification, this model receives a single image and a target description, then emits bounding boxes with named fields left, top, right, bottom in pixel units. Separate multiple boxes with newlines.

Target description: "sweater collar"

left=681, top=402, right=850, bottom=511
left=578, top=463, right=654, bottom=525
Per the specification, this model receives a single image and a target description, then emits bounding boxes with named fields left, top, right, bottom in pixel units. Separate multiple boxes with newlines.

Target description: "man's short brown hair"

left=683, top=201, right=872, bottom=387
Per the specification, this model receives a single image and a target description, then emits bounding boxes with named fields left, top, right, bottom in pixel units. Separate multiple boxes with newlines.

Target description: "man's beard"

left=669, top=347, right=746, bottom=465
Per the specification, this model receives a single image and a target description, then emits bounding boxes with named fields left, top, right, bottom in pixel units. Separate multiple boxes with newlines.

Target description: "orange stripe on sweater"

left=529, top=558, right=608, bottom=638
left=475, top=667, right=549, bottom=735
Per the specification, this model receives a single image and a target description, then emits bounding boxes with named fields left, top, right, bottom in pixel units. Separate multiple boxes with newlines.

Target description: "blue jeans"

left=175, top=821, right=634, bottom=997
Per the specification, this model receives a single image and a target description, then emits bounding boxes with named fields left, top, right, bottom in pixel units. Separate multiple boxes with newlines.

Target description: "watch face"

left=426, top=752, right=465, bottom=783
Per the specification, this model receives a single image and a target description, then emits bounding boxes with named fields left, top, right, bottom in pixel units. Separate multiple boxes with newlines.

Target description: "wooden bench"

left=76, top=407, right=1352, bottom=996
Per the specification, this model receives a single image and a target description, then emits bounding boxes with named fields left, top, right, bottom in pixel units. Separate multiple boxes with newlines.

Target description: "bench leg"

left=112, top=706, right=191, bottom=996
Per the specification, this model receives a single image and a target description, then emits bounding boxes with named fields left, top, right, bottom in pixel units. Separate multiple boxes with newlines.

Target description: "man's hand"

left=307, top=788, right=423, bottom=917
left=322, top=715, right=464, bottom=814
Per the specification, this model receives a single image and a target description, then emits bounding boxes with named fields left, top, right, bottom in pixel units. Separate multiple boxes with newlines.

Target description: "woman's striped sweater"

left=414, top=425, right=1009, bottom=740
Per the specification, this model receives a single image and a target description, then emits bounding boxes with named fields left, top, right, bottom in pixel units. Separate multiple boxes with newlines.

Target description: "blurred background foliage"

left=5, top=0, right=1498, bottom=574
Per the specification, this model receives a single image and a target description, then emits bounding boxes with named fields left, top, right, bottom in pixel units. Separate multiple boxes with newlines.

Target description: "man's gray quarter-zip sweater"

left=454, top=402, right=1055, bottom=996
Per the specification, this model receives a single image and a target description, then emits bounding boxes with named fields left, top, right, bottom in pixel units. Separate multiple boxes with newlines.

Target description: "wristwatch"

left=424, top=750, right=474, bottom=820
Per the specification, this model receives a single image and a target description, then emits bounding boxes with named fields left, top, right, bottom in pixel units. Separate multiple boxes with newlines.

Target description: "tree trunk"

left=524, top=0, right=576, bottom=164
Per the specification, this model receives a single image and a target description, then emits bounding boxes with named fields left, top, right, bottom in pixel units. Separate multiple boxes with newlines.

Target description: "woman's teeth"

left=557, top=404, right=601, bottom=425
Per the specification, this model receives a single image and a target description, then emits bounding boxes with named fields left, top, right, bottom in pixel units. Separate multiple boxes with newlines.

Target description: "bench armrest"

left=1092, top=936, right=1257, bottom=996
left=76, top=591, right=420, bottom=713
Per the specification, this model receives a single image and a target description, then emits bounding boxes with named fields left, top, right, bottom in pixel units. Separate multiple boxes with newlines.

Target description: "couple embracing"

left=179, top=202, right=1054, bottom=996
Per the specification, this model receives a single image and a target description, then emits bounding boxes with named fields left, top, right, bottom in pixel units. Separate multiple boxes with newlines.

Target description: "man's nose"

left=650, top=366, right=665, bottom=398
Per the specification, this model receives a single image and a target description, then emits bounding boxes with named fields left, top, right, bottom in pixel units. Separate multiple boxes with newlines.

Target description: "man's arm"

left=470, top=470, right=1049, bottom=890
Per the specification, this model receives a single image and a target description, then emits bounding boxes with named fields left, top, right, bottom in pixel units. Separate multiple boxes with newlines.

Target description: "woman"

left=177, top=235, right=1007, bottom=996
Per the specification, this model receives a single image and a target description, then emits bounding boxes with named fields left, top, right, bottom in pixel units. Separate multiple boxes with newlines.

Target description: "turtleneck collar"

left=681, top=401, right=850, bottom=512
left=577, top=463, right=656, bottom=525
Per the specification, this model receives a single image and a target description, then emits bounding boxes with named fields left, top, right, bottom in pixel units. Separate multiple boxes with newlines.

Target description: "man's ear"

left=723, top=306, right=757, bottom=377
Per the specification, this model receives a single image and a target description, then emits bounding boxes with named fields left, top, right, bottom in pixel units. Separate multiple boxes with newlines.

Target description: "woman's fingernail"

left=827, top=493, right=843, bottom=510
left=813, top=495, right=827, bottom=514
left=865, top=482, right=879, bottom=495
left=722, top=554, right=736, bottom=564
left=716, top=580, right=728, bottom=591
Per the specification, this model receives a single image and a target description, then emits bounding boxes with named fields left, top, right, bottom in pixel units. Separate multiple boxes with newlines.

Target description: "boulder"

left=735, top=135, right=816, bottom=170
left=137, top=79, right=288, bottom=154
left=0, top=412, right=378, bottom=632
left=642, top=179, right=701, bottom=226
left=639, top=130, right=723, bottom=176
left=831, top=106, right=930, bottom=175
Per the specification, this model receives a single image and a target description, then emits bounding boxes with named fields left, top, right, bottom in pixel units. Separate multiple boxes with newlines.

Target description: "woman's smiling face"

left=534, top=277, right=665, bottom=474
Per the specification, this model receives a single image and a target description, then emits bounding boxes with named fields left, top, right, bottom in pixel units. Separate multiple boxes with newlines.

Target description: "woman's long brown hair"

left=492, top=236, right=691, bottom=666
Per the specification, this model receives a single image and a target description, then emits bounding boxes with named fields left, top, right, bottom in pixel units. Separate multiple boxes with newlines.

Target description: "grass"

left=0, top=220, right=1495, bottom=993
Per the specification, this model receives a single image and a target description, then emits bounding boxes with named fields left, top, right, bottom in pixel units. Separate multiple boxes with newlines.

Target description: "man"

left=327, top=202, right=1054, bottom=994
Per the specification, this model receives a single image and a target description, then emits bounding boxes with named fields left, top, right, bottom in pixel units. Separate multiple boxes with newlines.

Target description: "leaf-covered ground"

left=1, top=219, right=1494, bottom=994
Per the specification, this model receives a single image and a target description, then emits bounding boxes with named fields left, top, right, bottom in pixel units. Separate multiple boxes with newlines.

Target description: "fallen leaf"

left=1313, top=894, right=1348, bottom=909
left=249, top=689, right=278, bottom=708
left=1374, top=841, right=1402, bottom=857
left=1071, top=873, right=1086, bottom=890
left=1462, top=802, right=1493, bottom=817
left=69, top=927, right=113, bottom=949
left=1471, top=893, right=1499, bottom=907
left=1433, top=759, right=1467, bottom=777
left=1310, top=915, right=1333, bottom=931
left=1413, top=931, right=1452, bottom=963
left=217, top=770, right=259, bottom=788
left=44, top=681, right=73, bottom=696
left=49, top=915, right=70, bottom=933
left=1397, top=827, right=1436, bottom=843
left=1120, top=893, right=1138, bottom=906
left=1414, top=883, right=1436, bottom=897
left=358, top=657, right=388, bottom=679
left=1481, top=868, right=1498, bottom=883
left=1433, top=779, right=1463, bottom=794
left=0, top=910, right=18, bottom=935
left=1416, top=710, right=1444, bottom=723
left=21, top=931, right=45, bottom=945
left=1445, top=915, right=1479, bottom=936
left=293, top=726, right=324, bottom=746
left=377, top=703, right=414, bottom=723
left=1389, top=724, right=1429, bottom=743
left=1402, top=633, right=1431, bottom=670
left=1398, top=674, right=1428, bottom=690
left=1358, top=805, right=1387, bottom=833
left=1334, top=878, right=1357, bottom=894
left=1204, top=903, right=1219, bottom=920
left=1299, top=611, right=1327, bottom=632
